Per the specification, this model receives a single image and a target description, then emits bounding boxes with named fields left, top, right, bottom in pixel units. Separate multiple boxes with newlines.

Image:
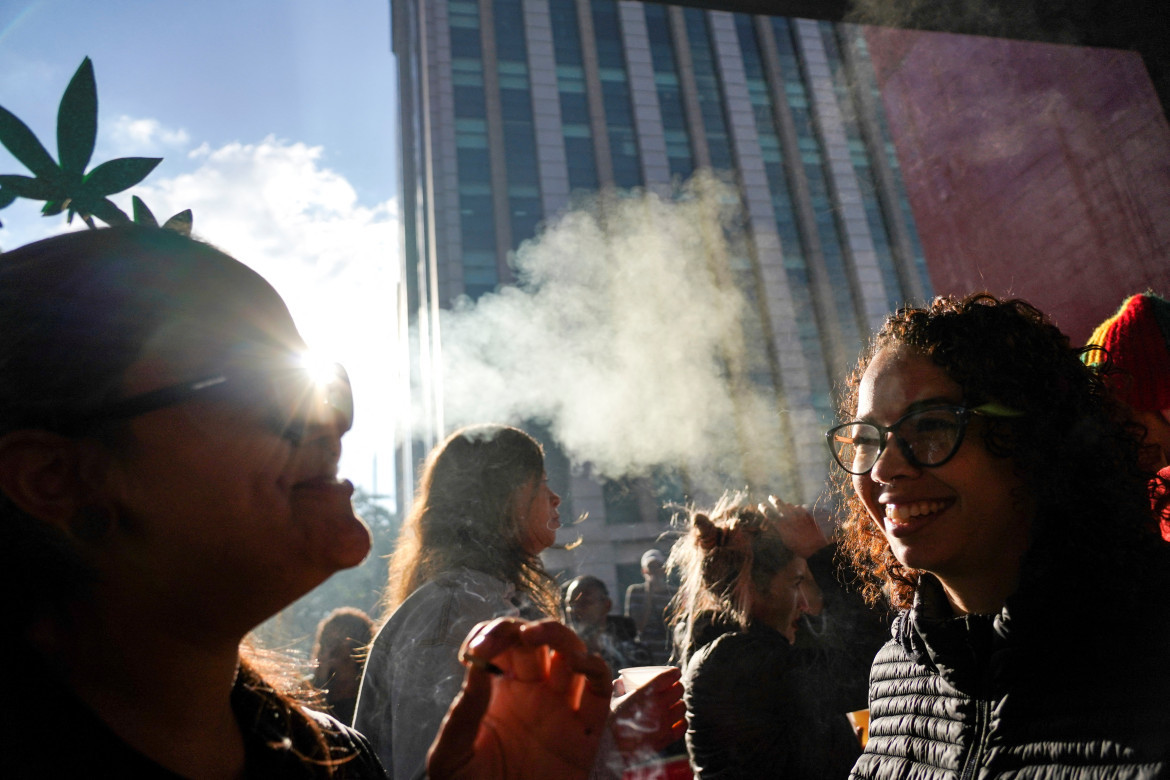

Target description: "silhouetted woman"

left=0, top=228, right=611, bottom=779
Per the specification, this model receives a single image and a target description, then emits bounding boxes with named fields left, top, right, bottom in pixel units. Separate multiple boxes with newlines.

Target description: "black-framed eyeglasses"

left=67, top=358, right=353, bottom=444
left=826, top=404, right=997, bottom=476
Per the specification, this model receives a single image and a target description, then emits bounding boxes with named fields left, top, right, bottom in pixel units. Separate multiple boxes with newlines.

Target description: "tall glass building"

left=391, top=0, right=931, bottom=593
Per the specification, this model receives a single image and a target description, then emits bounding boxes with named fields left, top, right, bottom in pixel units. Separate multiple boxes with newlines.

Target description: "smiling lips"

left=884, top=499, right=949, bottom=523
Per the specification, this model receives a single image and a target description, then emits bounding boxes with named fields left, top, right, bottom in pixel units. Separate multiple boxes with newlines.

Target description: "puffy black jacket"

left=851, top=575, right=1170, bottom=780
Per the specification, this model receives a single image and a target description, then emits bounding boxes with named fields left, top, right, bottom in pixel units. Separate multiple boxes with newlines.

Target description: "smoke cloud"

left=433, top=175, right=788, bottom=491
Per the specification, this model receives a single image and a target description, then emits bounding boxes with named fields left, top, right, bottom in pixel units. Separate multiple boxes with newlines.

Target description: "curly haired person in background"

left=830, top=293, right=1170, bottom=779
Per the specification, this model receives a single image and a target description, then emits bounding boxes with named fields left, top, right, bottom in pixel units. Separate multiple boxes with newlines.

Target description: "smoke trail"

left=432, top=174, right=784, bottom=490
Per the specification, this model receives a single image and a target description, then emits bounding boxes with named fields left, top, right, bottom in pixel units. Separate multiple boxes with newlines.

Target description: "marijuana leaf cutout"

left=0, top=57, right=191, bottom=234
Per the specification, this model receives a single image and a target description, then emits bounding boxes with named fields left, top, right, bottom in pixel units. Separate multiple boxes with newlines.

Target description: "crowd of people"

left=4, top=225, right=1169, bottom=779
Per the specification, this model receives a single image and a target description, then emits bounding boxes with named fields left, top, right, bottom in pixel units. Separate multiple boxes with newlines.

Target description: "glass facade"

left=449, top=0, right=497, bottom=299
left=591, top=0, right=642, bottom=188
left=550, top=0, right=599, bottom=191
left=494, top=0, right=543, bottom=246
left=683, top=8, right=733, bottom=172
left=735, top=15, right=833, bottom=421
left=818, top=21, right=903, bottom=314
left=644, top=4, right=694, bottom=179
left=840, top=24, right=933, bottom=301
left=771, top=16, right=864, bottom=373
left=405, top=0, right=931, bottom=524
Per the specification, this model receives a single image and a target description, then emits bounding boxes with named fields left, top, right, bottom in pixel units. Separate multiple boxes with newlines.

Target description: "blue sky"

left=0, top=0, right=402, bottom=503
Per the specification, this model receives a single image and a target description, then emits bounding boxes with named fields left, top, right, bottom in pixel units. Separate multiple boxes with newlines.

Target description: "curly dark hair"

left=834, top=293, right=1162, bottom=612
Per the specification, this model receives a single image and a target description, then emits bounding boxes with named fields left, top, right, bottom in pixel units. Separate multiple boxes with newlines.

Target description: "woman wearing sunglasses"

left=828, top=294, right=1170, bottom=779
left=0, top=227, right=610, bottom=779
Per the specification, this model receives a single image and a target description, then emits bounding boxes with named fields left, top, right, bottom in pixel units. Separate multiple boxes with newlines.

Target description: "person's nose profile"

left=869, top=431, right=919, bottom=484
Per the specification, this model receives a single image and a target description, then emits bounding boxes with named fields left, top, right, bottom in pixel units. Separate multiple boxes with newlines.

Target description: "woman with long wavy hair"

left=355, top=424, right=564, bottom=779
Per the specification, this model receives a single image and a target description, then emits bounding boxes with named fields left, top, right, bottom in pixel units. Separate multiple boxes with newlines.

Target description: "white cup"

left=617, top=665, right=675, bottom=692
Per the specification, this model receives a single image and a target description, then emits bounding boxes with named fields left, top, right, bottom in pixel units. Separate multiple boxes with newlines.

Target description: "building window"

left=603, top=477, right=643, bottom=524
left=684, top=9, right=733, bottom=172
left=645, top=4, right=694, bottom=178
left=551, top=0, right=599, bottom=191
left=592, top=0, right=642, bottom=188
left=495, top=0, right=543, bottom=246
left=772, top=16, right=863, bottom=370
left=736, top=14, right=833, bottom=421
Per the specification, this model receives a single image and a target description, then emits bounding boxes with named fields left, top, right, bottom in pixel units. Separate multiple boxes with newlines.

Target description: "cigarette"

left=459, top=652, right=505, bottom=675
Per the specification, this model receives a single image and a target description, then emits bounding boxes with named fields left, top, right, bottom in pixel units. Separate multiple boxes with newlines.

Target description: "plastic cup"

left=846, top=708, right=870, bottom=747
left=618, top=665, right=675, bottom=692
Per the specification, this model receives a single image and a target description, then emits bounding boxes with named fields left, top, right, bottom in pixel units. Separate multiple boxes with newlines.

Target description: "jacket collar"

left=896, top=574, right=1008, bottom=691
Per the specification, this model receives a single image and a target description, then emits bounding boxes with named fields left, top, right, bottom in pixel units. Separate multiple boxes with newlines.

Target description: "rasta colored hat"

left=1083, top=292, right=1170, bottom=413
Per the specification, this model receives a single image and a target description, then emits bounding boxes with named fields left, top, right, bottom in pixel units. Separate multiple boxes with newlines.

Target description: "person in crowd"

left=355, top=424, right=565, bottom=778
left=355, top=424, right=684, bottom=779
left=669, top=495, right=861, bottom=779
left=0, top=226, right=612, bottom=779
left=564, top=575, right=650, bottom=673
left=830, top=293, right=1170, bottom=779
left=312, top=607, right=376, bottom=725
left=1083, top=291, right=1170, bottom=540
left=625, top=549, right=675, bottom=664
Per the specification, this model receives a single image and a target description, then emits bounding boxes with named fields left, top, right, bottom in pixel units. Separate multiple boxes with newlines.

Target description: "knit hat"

left=1083, top=292, right=1170, bottom=413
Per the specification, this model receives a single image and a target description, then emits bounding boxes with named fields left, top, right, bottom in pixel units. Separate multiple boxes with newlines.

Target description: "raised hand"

left=610, top=666, right=686, bottom=757
left=428, top=618, right=613, bottom=780
left=757, top=495, right=829, bottom=558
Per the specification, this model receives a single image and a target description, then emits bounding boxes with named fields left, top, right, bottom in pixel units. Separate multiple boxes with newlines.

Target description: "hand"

left=757, top=495, right=829, bottom=558
left=427, top=618, right=612, bottom=780
left=610, top=667, right=686, bottom=758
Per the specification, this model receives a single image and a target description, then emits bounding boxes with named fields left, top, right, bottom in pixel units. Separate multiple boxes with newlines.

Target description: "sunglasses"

left=69, top=357, right=353, bottom=444
left=826, top=403, right=1016, bottom=476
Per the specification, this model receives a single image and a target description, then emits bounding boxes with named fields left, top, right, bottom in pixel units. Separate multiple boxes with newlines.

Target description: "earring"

left=70, top=506, right=114, bottom=543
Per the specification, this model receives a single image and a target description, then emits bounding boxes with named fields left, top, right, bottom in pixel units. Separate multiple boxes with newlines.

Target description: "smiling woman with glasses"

left=830, top=293, right=1170, bottom=780
left=0, top=227, right=612, bottom=779
left=826, top=402, right=1025, bottom=476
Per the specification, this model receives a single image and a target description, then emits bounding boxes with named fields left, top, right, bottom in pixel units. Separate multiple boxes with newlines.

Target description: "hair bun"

left=694, top=514, right=726, bottom=550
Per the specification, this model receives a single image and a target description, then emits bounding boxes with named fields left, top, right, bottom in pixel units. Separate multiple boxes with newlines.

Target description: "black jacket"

left=684, top=623, right=861, bottom=779
left=851, top=574, right=1170, bottom=780
left=7, top=647, right=387, bottom=779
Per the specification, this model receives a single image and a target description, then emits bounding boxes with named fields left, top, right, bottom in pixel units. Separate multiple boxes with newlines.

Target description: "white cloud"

left=0, top=133, right=402, bottom=501
left=106, top=115, right=191, bottom=155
